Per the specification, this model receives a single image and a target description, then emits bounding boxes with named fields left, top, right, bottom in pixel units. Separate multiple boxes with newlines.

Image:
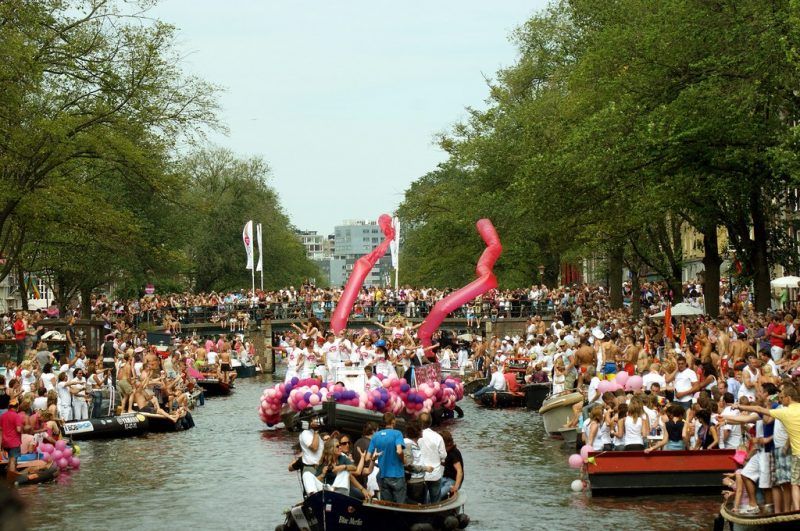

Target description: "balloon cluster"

left=37, top=440, right=81, bottom=470
left=596, top=370, right=644, bottom=395
left=567, top=445, right=594, bottom=492
left=258, top=375, right=466, bottom=425
left=258, top=377, right=323, bottom=425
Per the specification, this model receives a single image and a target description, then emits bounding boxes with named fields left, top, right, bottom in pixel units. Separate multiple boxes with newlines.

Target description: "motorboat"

left=523, top=383, right=550, bottom=411
left=278, top=489, right=469, bottom=531
left=538, top=391, right=583, bottom=437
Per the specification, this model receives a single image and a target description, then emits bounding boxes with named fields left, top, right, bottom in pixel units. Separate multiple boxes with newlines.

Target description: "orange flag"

left=644, top=331, right=651, bottom=354
left=679, top=322, right=687, bottom=347
left=664, top=303, right=674, bottom=340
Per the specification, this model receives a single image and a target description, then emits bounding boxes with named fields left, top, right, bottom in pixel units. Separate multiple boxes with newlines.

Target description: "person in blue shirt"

left=368, top=412, right=406, bottom=503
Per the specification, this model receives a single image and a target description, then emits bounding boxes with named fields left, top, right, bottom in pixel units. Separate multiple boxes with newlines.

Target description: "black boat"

left=197, top=378, right=233, bottom=397
left=279, top=490, right=469, bottom=531
left=523, top=383, right=550, bottom=411
left=63, top=413, right=150, bottom=440
left=291, top=401, right=407, bottom=436
left=139, top=411, right=196, bottom=433
left=475, top=390, right=524, bottom=408
left=462, top=378, right=486, bottom=396
left=232, top=359, right=258, bottom=378
left=13, top=462, right=60, bottom=486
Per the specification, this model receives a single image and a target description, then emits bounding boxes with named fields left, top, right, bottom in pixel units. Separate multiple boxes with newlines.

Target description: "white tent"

left=651, top=302, right=704, bottom=319
left=771, top=276, right=800, bottom=289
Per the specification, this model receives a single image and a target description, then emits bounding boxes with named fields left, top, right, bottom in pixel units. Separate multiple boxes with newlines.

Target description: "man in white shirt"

left=668, top=356, right=698, bottom=409
left=642, top=363, right=667, bottom=392
left=719, top=394, right=741, bottom=449
left=418, top=412, right=446, bottom=503
left=738, top=353, right=760, bottom=401
left=299, top=419, right=323, bottom=494
left=472, top=364, right=507, bottom=399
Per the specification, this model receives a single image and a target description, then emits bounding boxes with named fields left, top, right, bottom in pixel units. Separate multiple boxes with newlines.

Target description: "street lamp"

left=538, top=264, right=545, bottom=286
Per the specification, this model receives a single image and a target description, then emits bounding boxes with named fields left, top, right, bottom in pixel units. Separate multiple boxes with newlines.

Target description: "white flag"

left=256, top=223, right=263, bottom=272
left=390, top=217, right=400, bottom=269
left=243, top=220, right=254, bottom=270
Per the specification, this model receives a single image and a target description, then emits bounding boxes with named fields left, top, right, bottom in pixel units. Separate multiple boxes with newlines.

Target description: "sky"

left=150, top=0, right=548, bottom=235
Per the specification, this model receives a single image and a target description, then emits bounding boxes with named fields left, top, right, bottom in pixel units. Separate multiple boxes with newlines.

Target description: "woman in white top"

left=620, top=396, right=650, bottom=450
left=40, top=364, right=57, bottom=392
left=55, top=372, right=76, bottom=421
left=586, top=405, right=611, bottom=451
left=70, top=369, right=89, bottom=420
left=19, top=361, right=37, bottom=393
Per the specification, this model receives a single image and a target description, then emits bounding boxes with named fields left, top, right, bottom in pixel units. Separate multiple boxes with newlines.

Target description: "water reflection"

left=22, top=377, right=719, bottom=530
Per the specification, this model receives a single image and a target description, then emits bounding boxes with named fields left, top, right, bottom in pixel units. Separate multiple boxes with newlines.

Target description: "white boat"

left=538, top=391, right=583, bottom=437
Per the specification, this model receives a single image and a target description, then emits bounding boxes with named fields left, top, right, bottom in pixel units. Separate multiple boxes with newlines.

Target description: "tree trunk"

left=16, top=267, right=28, bottom=310
left=669, top=275, right=684, bottom=304
left=750, top=190, right=772, bottom=312
left=631, top=268, right=641, bottom=318
left=701, top=226, right=721, bottom=318
left=80, top=286, right=92, bottom=319
left=608, top=245, right=624, bottom=309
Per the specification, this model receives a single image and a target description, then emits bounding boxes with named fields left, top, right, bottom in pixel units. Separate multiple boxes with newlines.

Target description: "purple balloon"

left=304, top=392, right=312, bottom=402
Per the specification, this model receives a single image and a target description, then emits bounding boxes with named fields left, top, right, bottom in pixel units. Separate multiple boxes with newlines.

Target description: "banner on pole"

left=243, top=220, right=254, bottom=270
left=390, top=217, right=400, bottom=269
left=256, top=223, right=263, bottom=272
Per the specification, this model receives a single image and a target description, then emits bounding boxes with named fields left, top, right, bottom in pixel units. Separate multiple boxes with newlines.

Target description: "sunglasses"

left=339, top=440, right=350, bottom=446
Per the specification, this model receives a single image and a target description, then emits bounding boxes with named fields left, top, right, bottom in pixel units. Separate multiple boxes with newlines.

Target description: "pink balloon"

left=568, top=454, right=584, bottom=469
left=580, top=445, right=592, bottom=460
left=71, top=457, right=81, bottom=469
left=331, top=214, right=395, bottom=333
left=309, top=394, right=320, bottom=405
left=41, top=452, right=51, bottom=462
left=57, top=458, right=68, bottom=469
left=625, top=375, right=644, bottom=391
left=52, top=450, right=63, bottom=461
left=63, top=448, right=73, bottom=458
left=614, top=371, right=629, bottom=386
left=55, top=439, right=67, bottom=451
left=597, top=380, right=611, bottom=394
left=418, top=219, right=501, bottom=347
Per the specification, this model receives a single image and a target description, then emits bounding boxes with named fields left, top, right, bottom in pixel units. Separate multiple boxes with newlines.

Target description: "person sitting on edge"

left=472, top=363, right=506, bottom=399
left=367, top=412, right=406, bottom=503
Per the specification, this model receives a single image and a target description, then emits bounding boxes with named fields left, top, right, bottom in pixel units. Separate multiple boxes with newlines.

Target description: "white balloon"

left=571, top=479, right=585, bottom=492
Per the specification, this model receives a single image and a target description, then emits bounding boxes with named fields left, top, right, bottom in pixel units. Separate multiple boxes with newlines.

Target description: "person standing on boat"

left=298, top=418, right=323, bottom=494
left=737, top=384, right=800, bottom=511
left=667, top=355, right=697, bottom=410
left=368, top=412, right=406, bottom=503
left=418, top=412, right=446, bottom=504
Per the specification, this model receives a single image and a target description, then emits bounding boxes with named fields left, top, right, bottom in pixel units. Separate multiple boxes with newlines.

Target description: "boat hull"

left=475, top=391, right=524, bottom=408
left=523, top=383, right=550, bottom=411
left=197, top=378, right=233, bottom=397
left=719, top=500, right=800, bottom=529
left=63, top=413, right=150, bottom=440
left=587, top=449, right=737, bottom=495
left=281, top=490, right=469, bottom=531
left=539, top=392, right=583, bottom=437
left=234, top=364, right=257, bottom=378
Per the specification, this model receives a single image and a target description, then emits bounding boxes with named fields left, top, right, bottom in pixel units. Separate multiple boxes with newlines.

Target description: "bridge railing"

left=133, top=300, right=554, bottom=327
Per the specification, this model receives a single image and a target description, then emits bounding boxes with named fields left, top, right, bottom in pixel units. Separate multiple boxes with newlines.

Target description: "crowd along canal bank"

left=14, top=374, right=719, bottom=531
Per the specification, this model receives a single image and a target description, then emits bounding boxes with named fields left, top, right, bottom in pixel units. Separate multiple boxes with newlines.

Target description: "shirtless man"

left=219, top=348, right=236, bottom=385
left=728, top=333, right=750, bottom=369
left=602, top=333, right=622, bottom=376
left=144, top=348, right=159, bottom=372
left=130, top=378, right=183, bottom=422
left=570, top=336, right=595, bottom=387
left=116, top=352, right=135, bottom=413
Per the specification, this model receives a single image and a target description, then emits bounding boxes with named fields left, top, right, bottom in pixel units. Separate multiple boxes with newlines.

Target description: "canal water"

left=23, top=376, right=719, bottom=530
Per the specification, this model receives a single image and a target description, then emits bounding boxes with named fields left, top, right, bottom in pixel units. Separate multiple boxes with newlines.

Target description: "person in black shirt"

left=439, top=429, right=464, bottom=499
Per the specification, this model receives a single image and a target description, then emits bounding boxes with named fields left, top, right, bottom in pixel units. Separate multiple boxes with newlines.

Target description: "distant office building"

left=333, top=220, right=393, bottom=288
left=296, top=230, right=331, bottom=261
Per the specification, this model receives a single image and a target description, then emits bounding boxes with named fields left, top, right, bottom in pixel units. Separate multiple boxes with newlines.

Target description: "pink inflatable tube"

left=418, top=219, right=502, bottom=348
left=330, top=214, right=396, bottom=333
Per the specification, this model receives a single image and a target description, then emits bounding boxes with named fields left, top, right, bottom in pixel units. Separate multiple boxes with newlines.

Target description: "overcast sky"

left=151, top=0, right=547, bottom=235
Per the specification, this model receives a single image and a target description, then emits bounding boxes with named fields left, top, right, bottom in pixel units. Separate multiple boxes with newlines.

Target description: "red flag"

left=664, top=303, right=674, bottom=340
left=644, top=332, right=651, bottom=354
left=679, top=322, right=686, bottom=347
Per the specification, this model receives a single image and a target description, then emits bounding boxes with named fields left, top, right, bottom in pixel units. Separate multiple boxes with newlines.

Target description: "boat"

left=232, top=357, right=257, bottom=378
left=278, top=489, right=470, bottom=531
left=718, top=498, right=800, bottom=530
left=291, top=400, right=407, bottom=436
left=539, top=391, right=583, bottom=437
left=13, top=462, right=60, bottom=486
left=587, top=449, right=736, bottom=495
left=196, top=377, right=233, bottom=397
left=475, top=391, right=524, bottom=408
left=63, top=413, right=150, bottom=440
left=139, top=411, right=196, bottom=433
left=523, top=383, right=550, bottom=411
left=462, top=377, right=486, bottom=396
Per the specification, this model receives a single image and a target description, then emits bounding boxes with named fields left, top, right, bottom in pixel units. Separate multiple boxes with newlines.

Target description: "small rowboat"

left=523, top=383, right=550, bottom=411
left=279, top=489, right=469, bottom=531
left=539, top=392, right=583, bottom=437
left=587, top=449, right=736, bottom=495
left=14, top=462, right=60, bottom=486
left=475, top=391, right=524, bottom=408
left=718, top=498, right=800, bottom=529
left=196, top=378, right=233, bottom=397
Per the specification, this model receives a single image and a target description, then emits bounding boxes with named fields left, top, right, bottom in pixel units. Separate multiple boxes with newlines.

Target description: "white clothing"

left=488, top=370, right=507, bottom=391
left=642, top=371, right=666, bottom=392
left=41, top=372, right=56, bottom=392
left=720, top=406, right=742, bottom=449
left=587, top=377, right=602, bottom=402
left=738, top=366, right=760, bottom=401
left=419, top=427, right=446, bottom=482
left=32, top=396, right=48, bottom=411
left=623, top=416, right=645, bottom=446
left=299, top=429, right=323, bottom=466
left=674, top=368, right=698, bottom=403
left=365, top=374, right=383, bottom=391
left=207, top=350, right=219, bottom=365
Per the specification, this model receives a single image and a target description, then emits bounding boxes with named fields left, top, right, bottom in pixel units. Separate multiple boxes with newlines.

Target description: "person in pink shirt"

left=1, top=399, right=24, bottom=479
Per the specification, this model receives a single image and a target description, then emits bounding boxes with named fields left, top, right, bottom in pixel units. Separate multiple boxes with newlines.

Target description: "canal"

left=23, top=375, right=719, bottom=530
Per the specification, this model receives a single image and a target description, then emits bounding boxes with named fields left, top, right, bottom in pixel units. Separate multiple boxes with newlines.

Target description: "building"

left=296, top=230, right=331, bottom=261
left=332, top=220, right=393, bottom=288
